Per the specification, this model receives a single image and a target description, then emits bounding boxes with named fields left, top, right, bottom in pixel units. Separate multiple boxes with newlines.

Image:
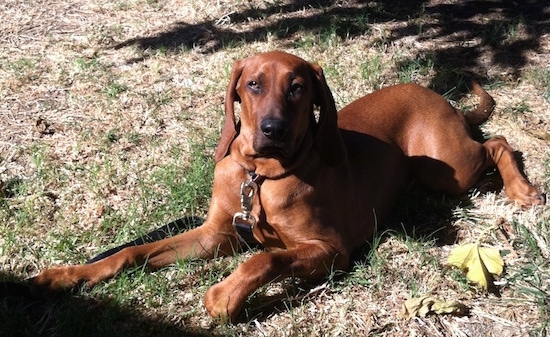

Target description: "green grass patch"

left=527, top=66, right=550, bottom=103
left=397, top=54, right=435, bottom=83
left=360, top=53, right=386, bottom=89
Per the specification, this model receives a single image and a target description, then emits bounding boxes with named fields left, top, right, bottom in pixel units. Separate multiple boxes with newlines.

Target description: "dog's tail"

left=462, top=81, right=496, bottom=126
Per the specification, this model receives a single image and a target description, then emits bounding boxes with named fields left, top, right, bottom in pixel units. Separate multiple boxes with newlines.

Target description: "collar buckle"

left=232, top=175, right=260, bottom=244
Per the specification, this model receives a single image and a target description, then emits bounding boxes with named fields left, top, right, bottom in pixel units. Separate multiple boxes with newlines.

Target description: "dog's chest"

left=250, top=179, right=322, bottom=246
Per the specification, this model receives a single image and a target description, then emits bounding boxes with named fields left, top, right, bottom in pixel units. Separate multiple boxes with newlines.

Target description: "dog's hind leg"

left=482, top=136, right=544, bottom=207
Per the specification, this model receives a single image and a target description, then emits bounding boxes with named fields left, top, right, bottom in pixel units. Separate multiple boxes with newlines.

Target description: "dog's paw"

left=509, top=185, right=545, bottom=208
left=520, top=192, right=545, bottom=208
left=203, top=282, right=245, bottom=323
left=30, top=266, right=85, bottom=292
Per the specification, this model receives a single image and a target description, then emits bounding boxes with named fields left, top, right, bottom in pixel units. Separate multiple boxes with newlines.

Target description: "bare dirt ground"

left=1, top=0, right=549, bottom=336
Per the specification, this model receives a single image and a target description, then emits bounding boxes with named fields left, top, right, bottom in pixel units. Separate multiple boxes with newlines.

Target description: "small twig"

left=475, top=223, right=499, bottom=245
left=215, top=12, right=235, bottom=26
left=495, top=218, right=519, bottom=258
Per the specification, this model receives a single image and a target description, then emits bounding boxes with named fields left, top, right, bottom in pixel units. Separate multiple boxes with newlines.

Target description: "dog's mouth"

left=253, top=137, right=291, bottom=158
left=255, top=143, right=290, bottom=158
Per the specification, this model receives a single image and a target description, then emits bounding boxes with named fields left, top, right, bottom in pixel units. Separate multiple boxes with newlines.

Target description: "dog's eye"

left=247, top=81, right=260, bottom=91
left=290, top=83, right=303, bottom=96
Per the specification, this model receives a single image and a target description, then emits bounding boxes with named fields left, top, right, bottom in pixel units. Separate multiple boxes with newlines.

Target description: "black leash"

left=88, top=171, right=266, bottom=264
left=87, top=215, right=204, bottom=264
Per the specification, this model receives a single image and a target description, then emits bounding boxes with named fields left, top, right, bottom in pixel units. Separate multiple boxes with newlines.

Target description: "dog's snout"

left=261, top=119, right=288, bottom=140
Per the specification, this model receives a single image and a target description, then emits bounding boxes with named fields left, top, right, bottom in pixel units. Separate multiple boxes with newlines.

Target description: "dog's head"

left=215, top=51, right=346, bottom=177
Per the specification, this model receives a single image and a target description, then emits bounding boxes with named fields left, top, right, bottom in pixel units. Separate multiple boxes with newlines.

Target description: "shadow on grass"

left=0, top=273, right=213, bottom=337
left=111, top=0, right=548, bottom=95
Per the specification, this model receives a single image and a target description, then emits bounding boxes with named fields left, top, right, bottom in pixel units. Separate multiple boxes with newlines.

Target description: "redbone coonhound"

left=33, top=51, right=544, bottom=322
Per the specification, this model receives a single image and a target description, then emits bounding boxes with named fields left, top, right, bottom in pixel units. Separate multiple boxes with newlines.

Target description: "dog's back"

left=338, top=82, right=494, bottom=144
left=338, top=83, right=496, bottom=196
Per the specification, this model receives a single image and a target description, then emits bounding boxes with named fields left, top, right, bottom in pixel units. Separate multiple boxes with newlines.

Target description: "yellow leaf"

left=447, top=243, right=504, bottom=290
left=478, top=245, right=504, bottom=275
left=400, top=295, right=467, bottom=318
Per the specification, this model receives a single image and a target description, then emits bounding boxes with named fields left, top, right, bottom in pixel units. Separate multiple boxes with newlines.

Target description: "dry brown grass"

left=1, top=0, right=549, bottom=336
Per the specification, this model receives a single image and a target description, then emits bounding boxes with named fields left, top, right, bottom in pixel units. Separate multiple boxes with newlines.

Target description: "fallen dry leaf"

left=527, top=129, right=550, bottom=142
left=447, top=243, right=504, bottom=290
left=34, top=117, right=55, bottom=135
left=400, top=295, right=467, bottom=318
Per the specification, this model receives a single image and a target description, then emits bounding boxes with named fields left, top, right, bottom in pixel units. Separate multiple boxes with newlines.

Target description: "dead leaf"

left=34, top=117, right=55, bottom=135
left=431, top=298, right=468, bottom=315
left=528, top=129, right=550, bottom=142
left=447, top=243, right=504, bottom=290
left=400, top=295, right=467, bottom=318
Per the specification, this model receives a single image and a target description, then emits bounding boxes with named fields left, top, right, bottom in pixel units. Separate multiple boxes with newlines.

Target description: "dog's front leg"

left=32, top=225, right=240, bottom=291
left=203, top=241, right=345, bottom=322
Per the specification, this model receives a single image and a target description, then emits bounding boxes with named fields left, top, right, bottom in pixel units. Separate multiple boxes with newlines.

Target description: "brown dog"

left=32, top=51, right=544, bottom=321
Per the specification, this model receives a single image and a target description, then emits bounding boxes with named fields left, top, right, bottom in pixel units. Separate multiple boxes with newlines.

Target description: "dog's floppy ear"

left=214, top=59, right=244, bottom=162
left=309, top=63, right=346, bottom=167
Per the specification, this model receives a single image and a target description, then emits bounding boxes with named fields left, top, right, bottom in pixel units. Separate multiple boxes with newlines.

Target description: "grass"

left=508, top=218, right=550, bottom=335
left=1, top=0, right=549, bottom=336
left=396, top=54, right=436, bottom=83
left=527, top=66, right=550, bottom=103
left=360, top=53, right=386, bottom=89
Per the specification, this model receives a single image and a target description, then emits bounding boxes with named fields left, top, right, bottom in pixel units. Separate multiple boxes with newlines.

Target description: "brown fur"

left=33, top=51, right=543, bottom=322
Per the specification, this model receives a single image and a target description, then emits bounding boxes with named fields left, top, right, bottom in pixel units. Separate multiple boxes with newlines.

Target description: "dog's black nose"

left=261, top=119, right=288, bottom=140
